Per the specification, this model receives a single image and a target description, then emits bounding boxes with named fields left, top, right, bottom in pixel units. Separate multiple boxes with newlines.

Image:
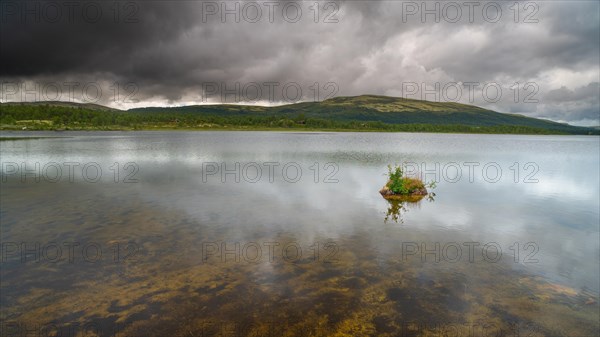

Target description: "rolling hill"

left=1, top=95, right=597, bottom=135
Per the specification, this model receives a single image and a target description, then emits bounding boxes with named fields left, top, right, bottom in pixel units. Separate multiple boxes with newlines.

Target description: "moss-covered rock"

left=379, top=178, right=428, bottom=200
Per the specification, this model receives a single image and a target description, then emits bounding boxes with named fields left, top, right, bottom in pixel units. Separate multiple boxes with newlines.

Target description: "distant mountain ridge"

left=129, top=95, right=594, bottom=134
left=1, top=95, right=597, bottom=134
left=2, top=100, right=120, bottom=112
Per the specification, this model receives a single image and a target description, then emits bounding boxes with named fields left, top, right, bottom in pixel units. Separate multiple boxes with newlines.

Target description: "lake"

left=1, top=131, right=599, bottom=336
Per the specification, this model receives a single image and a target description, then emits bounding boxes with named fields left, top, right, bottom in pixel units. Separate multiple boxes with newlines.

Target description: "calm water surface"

left=1, top=131, right=599, bottom=336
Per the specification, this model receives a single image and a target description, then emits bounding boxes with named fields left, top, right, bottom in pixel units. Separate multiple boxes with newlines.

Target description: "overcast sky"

left=1, top=0, right=599, bottom=125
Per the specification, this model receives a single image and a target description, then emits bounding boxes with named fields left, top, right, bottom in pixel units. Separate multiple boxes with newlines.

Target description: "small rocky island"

left=379, top=165, right=430, bottom=201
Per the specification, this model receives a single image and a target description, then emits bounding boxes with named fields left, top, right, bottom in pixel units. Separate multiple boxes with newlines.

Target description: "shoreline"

left=2, top=126, right=597, bottom=136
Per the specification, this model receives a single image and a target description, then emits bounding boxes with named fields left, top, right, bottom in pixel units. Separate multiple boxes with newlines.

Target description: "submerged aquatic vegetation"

left=1, top=186, right=598, bottom=337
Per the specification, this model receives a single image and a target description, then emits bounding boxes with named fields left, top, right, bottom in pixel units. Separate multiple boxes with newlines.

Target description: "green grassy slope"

left=130, top=95, right=596, bottom=134
left=1, top=95, right=597, bottom=134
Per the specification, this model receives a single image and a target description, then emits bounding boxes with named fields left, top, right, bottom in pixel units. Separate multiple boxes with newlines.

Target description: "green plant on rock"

left=387, top=164, right=409, bottom=194
left=385, top=164, right=431, bottom=195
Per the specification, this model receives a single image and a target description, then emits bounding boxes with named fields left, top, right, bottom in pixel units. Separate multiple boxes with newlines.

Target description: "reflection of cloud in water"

left=1, top=131, right=598, bottom=335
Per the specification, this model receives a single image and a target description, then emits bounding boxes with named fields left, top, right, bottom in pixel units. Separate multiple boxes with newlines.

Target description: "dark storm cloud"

left=1, top=0, right=598, bottom=125
left=0, top=1, right=203, bottom=76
